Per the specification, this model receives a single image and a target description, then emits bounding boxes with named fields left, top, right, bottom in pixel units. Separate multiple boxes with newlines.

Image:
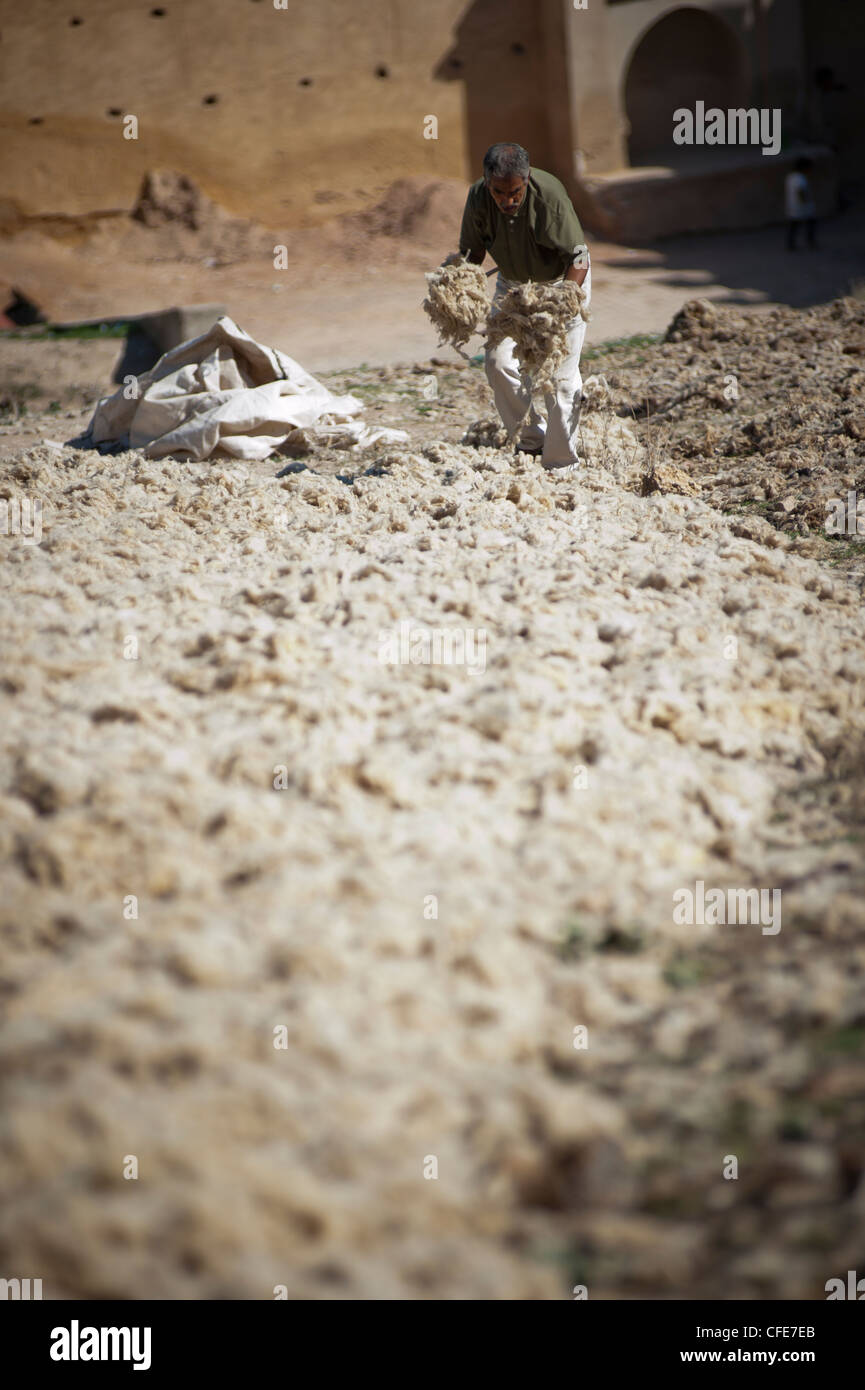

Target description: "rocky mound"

left=599, top=296, right=865, bottom=546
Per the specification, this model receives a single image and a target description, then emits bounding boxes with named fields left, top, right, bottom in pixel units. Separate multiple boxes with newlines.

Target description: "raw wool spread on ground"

left=1, top=299, right=865, bottom=1300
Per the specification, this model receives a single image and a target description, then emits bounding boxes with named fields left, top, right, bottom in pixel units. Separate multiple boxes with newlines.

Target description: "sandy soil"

left=1, top=282, right=864, bottom=1299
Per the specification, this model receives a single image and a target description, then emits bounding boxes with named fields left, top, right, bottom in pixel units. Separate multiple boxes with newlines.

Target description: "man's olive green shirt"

left=459, top=167, right=585, bottom=283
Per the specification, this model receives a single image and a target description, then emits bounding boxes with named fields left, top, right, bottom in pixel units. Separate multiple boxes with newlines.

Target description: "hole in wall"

left=298, top=77, right=313, bottom=87
left=375, top=65, right=390, bottom=78
left=29, top=117, right=44, bottom=125
left=202, top=94, right=219, bottom=105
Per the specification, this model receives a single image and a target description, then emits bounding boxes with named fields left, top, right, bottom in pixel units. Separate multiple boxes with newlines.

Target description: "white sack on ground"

left=85, top=315, right=409, bottom=461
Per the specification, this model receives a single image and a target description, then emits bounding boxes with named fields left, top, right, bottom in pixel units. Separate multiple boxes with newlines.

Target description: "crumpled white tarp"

left=86, top=315, right=409, bottom=461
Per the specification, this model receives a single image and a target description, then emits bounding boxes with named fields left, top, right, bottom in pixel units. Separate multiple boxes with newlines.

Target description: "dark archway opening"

left=624, top=6, right=749, bottom=167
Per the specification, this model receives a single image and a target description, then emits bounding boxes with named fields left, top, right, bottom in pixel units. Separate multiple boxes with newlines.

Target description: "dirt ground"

left=1, top=192, right=865, bottom=1300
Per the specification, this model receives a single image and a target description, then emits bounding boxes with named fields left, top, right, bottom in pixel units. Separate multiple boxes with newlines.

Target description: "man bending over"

left=446, top=141, right=591, bottom=470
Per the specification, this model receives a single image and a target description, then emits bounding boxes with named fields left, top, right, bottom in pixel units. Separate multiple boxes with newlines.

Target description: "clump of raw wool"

left=581, top=373, right=613, bottom=413
left=461, top=417, right=510, bottom=449
left=485, top=280, right=591, bottom=397
left=422, top=257, right=489, bottom=357
left=641, top=459, right=701, bottom=497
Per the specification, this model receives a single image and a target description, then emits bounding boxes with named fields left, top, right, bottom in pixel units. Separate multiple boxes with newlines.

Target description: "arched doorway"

left=623, top=6, right=749, bottom=166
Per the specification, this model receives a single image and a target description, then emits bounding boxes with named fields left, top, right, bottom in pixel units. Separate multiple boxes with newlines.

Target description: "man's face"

left=486, top=173, right=528, bottom=218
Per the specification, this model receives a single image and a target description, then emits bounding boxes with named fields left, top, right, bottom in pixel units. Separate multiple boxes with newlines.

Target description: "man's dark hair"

left=483, top=143, right=530, bottom=181
left=794, top=156, right=813, bottom=173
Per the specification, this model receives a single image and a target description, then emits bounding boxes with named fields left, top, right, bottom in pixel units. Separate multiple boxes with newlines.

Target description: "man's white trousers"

left=484, top=263, right=591, bottom=468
